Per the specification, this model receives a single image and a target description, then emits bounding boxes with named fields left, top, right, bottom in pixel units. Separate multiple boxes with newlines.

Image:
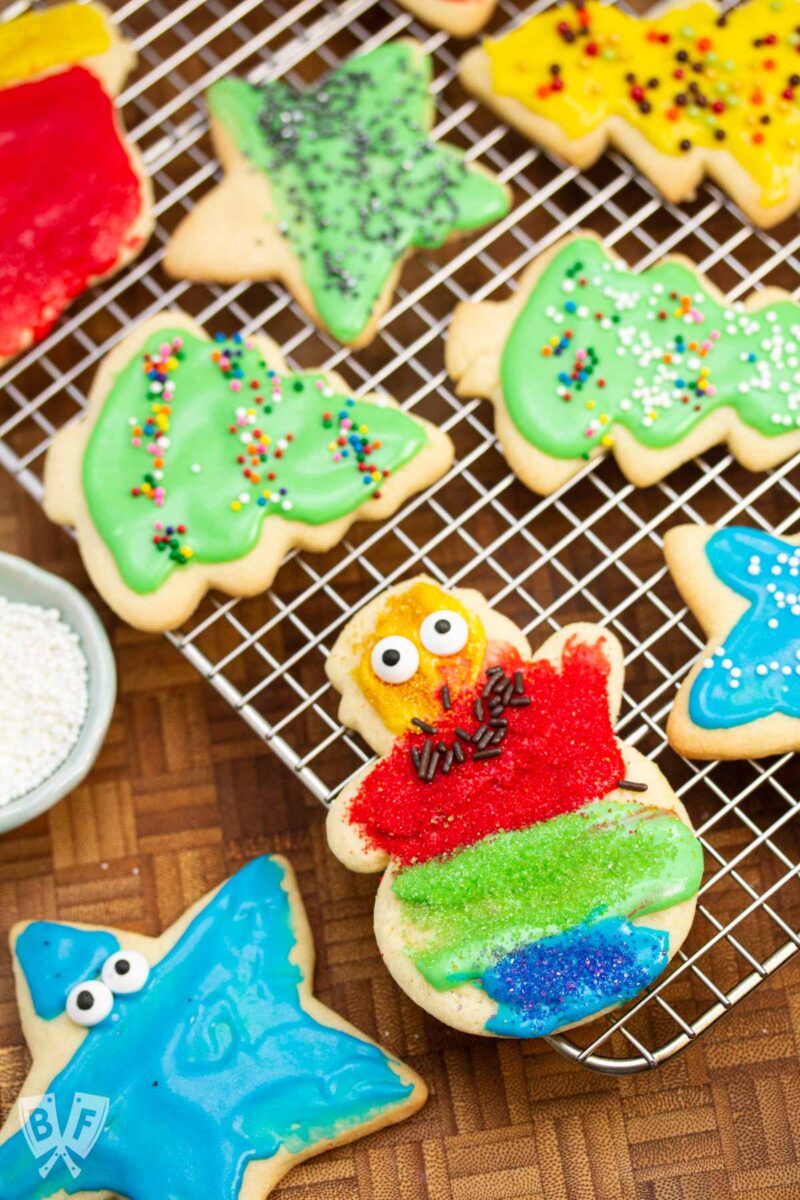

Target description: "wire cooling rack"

left=2, top=0, right=800, bottom=1073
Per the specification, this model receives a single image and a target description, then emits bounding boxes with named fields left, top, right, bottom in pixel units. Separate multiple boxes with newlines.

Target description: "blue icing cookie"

left=16, top=923, right=120, bottom=1021
left=688, top=527, right=800, bottom=730
left=481, top=917, right=669, bottom=1038
left=0, top=856, right=422, bottom=1200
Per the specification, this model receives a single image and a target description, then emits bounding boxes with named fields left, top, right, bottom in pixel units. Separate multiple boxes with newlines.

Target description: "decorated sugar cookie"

left=666, top=524, right=800, bottom=760
left=165, top=41, right=510, bottom=348
left=0, top=3, right=152, bottom=366
left=460, top=0, right=800, bottom=228
left=446, top=233, right=800, bottom=494
left=398, top=0, right=497, bottom=37
left=43, top=313, right=452, bottom=632
left=326, top=577, right=704, bottom=1038
left=0, top=856, right=426, bottom=1198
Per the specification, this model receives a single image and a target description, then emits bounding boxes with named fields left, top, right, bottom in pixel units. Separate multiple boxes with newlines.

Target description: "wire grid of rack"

left=2, top=0, right=800, bottom=1074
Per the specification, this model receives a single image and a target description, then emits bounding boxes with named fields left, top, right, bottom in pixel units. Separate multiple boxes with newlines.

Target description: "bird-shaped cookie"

left=0, top=856, right=426, bottom=1199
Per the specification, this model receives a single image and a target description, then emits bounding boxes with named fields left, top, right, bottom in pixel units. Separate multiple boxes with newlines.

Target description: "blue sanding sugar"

left=482, top=916, right=670, bottom=1037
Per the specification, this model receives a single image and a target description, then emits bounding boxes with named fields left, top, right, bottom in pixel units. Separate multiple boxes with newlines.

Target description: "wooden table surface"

left=3, top=472, right=800, bottom=1200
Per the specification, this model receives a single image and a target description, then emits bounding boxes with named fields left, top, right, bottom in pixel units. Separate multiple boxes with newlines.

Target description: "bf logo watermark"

left=19, top=1093, right=108, bottom=1179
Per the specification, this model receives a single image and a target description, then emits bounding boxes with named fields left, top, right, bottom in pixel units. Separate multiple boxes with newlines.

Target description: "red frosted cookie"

left=0, top=4, right=152, bottom=365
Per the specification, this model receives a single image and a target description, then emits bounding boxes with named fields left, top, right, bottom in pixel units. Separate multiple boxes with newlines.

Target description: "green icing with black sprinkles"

left=208, top=42, right=510, bottom=343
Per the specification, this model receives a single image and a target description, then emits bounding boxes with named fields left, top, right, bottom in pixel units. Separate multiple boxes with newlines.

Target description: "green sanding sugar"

left=392, top=800, right=704, bottom=990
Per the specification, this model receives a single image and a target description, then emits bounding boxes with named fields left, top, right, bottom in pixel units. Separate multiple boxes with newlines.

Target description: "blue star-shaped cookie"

left=666, top=525, right=800, bottom=759
left=0, top=856, right=425, bottom=1200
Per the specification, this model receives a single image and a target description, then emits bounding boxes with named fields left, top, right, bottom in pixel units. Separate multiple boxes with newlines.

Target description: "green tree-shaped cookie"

left=83, top=328, right=431, bottom=594
left=501, top=237, right=800, bottom=460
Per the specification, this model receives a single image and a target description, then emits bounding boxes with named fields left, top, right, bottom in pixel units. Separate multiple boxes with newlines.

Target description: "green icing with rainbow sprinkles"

left=501, top=237, right=800, bottom=460
left=82, top=329, right=428, bottom=595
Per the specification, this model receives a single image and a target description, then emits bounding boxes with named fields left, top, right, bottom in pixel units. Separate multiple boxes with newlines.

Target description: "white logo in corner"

left=19, top=1093, right=109, bottom=1179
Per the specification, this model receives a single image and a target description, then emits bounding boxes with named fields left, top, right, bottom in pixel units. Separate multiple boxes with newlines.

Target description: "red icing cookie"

left=0, top=5, right=151, bottom=365
left=0, top=68, right=147, bottom=361
left=348, top=637, right=625, bottom=866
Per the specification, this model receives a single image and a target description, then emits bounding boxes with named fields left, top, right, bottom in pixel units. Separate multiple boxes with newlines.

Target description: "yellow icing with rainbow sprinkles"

left=0, top=3, right=111, bottom=88
left=486, top=0, right=800, bottom=209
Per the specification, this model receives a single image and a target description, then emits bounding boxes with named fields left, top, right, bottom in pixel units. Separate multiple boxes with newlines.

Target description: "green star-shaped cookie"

left=165, top=40, right=510, bottom=347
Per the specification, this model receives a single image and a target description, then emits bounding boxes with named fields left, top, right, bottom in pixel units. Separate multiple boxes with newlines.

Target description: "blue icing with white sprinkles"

left=690, top=527, right=800, bottom=729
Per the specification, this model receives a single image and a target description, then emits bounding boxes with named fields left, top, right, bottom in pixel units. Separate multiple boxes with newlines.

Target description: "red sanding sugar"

left=348, top=636, right=625, bottom=866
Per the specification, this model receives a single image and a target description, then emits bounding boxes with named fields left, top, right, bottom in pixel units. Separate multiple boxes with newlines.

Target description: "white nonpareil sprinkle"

left=0, top=597, right=89, bottom=806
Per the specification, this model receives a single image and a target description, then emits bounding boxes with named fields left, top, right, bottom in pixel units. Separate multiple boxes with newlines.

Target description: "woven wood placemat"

left=2, top=472, right=800, bottom=1200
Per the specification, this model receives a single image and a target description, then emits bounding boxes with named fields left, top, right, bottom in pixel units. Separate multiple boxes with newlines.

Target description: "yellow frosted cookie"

left=460, top=0, right=800, bottom=227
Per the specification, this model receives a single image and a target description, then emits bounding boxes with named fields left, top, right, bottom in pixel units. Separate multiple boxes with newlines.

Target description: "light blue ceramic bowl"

left=0, top=552, right=116, bottom=835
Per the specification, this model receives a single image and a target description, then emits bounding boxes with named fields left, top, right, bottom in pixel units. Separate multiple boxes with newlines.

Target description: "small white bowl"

left=0, top=552, right=116, bottom=835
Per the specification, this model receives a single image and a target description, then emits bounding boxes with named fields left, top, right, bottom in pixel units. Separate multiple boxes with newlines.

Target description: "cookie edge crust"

left=397, top=0, right=497, bottom=37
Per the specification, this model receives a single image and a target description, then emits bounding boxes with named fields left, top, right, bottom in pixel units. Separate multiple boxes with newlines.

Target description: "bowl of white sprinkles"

left=0, top=552, right=116, bottom=834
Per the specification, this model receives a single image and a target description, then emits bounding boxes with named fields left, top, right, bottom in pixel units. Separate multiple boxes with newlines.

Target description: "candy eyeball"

left=66, top=978, right=114, bottom=1027
left=102, top=949, right=150, bottom=995
left=419, top=610, right=469, bottom=657
left=370, top=635, right=420, bottom=684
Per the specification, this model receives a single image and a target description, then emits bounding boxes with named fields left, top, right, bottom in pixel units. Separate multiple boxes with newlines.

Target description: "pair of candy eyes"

left=65, top=949, right=150, bottom=1028
left=371, top=610, right=469, bottom=684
